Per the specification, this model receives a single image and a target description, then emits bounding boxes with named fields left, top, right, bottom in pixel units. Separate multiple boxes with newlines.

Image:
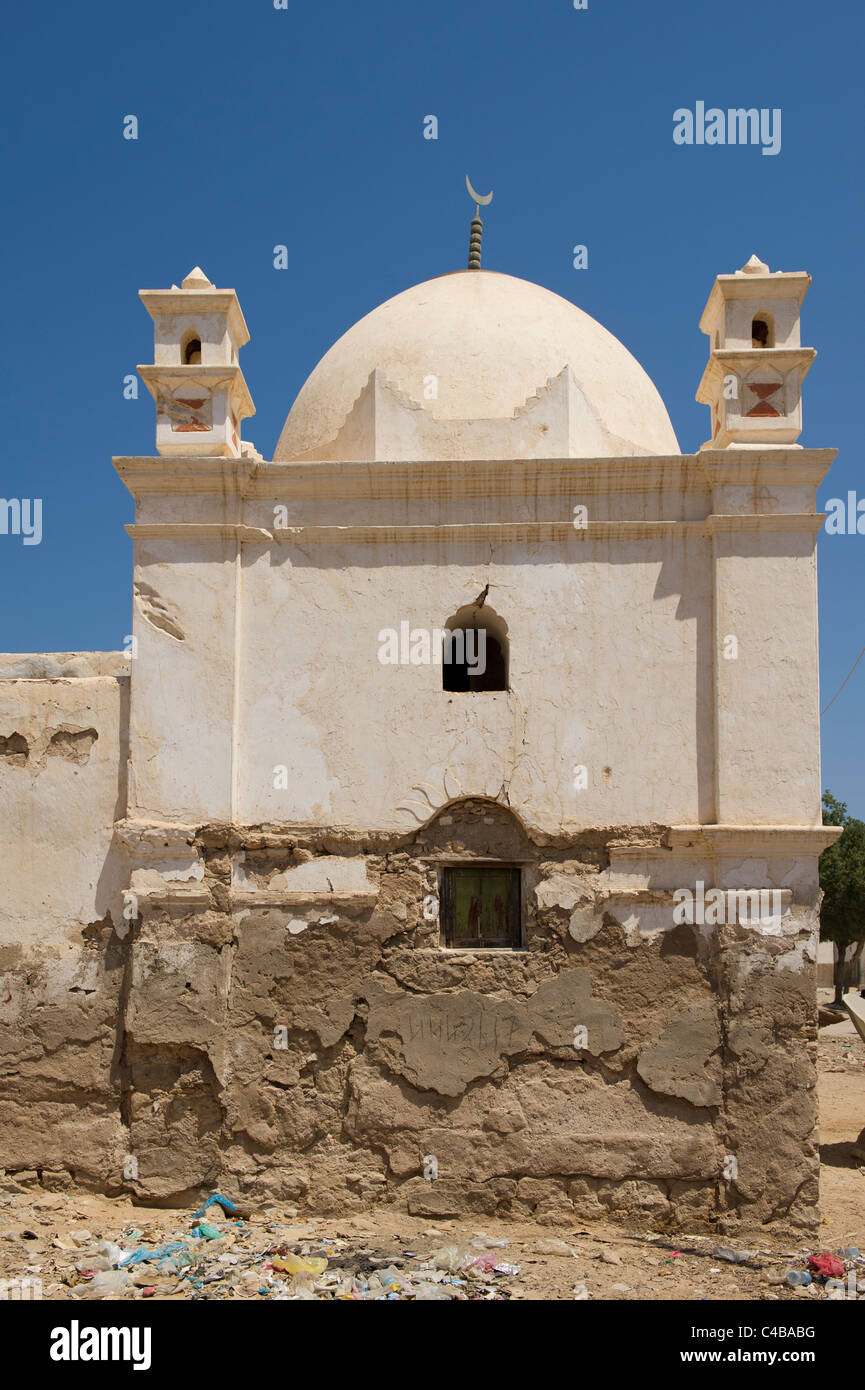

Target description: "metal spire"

left=465, top=175, right=493, bottom=270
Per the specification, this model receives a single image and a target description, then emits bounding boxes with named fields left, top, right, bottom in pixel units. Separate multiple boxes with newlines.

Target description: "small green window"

left=440, top=866, right=521, bottom=949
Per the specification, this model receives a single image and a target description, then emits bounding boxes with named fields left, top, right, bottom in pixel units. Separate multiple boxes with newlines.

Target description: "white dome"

left=275, top=270, right=679, bottom=461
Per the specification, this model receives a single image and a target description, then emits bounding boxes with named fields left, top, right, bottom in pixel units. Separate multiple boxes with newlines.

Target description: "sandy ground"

left=1, top=1031, right=862, bottom=1302
left=816, top=1024, right=865, bottom=1256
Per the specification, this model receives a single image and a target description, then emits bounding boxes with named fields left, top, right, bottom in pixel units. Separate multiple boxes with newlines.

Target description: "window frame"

left=439, top=862, right=523, bottom=950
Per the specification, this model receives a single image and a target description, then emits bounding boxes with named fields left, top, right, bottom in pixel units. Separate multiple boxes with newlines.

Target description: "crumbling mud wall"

left=120, top=807, right=823, bottom=1231
left=0, top=656, right=129, bottom=1190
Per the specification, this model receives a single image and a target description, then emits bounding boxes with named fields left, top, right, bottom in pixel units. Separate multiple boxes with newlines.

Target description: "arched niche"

left=442, top=602, right=509, bottom=692
left=751, top=312, right=774, bottom=349
left=181, top=328, right=202, bottom=365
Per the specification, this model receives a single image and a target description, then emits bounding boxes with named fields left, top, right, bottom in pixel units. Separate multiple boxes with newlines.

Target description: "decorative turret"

left=137, top=266, right=255, bottom=457
left=696, top=254, right=816, bottom=448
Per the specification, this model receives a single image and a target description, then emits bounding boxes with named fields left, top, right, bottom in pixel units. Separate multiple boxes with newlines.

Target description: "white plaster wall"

left=714, top=532, right=821, bottom=824
left=234, top=536, right=713, bottom=832
left=118, top=452, right=828, bottom=837
left=128, top=541, right=236, bottom=821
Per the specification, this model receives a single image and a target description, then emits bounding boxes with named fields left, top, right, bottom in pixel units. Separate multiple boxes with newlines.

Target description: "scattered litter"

left=192, top=1223, right=223, bottom=1241
left=157, top=1250, right=196, bottom=1275
left=2, top=1174, right=857, bottom=1303
left=272, top=1253, right=328, bottom=1276
left=468, top=1252, right=498, bottom=1272
left=808, top=1252, right=845, bottom=1281
left=120, top=1241, right=188, bottom=1267
left=534, top=1239, right=574, bottom=1256
left=75, top=1255, right=115, bottom=1274
left=97, top=1240, right=125, bottom=1268
left=430, top=1245, right=464, bottom=1273
left=713, top=1246, right=756, bottom=1265
left=73, top=1268, right=133, bottom=1299
left=191, top=1193, right=245, bottom=1221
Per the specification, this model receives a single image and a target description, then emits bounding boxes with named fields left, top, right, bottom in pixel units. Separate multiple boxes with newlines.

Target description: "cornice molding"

left=123, top=514, right=825, bottom=546
left=699, top=449, right=837, bottom=487
left=114, top=457, right=254, bottom=495
left=704, top=512, right=824, bottom=535
left=664, top=824, right=842, bottom=855
left=137, top=364, right=255, bottom=420
left=114, top=450, right=836, bottom=501
left=697, top=348, right=816, bottom=402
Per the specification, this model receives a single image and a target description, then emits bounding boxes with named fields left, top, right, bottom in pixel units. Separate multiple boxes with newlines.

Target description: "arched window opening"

left=751, top=314, right=773, bottom=349
left=181, top=331, right=202, bottom=365
left=442, top=602, right=509, bottom=692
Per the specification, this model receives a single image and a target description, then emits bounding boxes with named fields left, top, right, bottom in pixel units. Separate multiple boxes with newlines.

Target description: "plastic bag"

left=430, top=1245, right=463, bottom=1273
left=272, top=1253, right=328, bottom=1276
left=808, top=1252, right=845, bottom=1280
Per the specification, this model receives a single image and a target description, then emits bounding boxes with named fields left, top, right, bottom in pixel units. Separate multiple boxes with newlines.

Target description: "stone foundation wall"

left=0, top=798, right=821, bottom=1234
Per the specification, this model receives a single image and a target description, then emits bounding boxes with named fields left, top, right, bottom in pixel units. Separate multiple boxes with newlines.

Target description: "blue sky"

left=1, top=0, right=862, bottom=812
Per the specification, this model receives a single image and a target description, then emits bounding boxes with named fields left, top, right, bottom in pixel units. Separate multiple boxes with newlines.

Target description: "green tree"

left=820, top=790, right=865, bottom=1002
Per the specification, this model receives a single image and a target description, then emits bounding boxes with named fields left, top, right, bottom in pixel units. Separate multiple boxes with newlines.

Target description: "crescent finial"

left=466, top=174, right=494, bottom=213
